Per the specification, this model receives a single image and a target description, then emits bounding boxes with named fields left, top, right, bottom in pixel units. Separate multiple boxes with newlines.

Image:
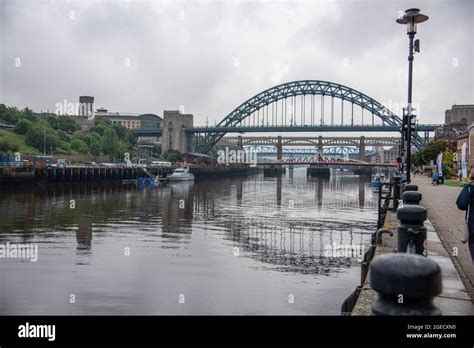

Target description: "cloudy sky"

left=0, top=0, right=472, bottom=127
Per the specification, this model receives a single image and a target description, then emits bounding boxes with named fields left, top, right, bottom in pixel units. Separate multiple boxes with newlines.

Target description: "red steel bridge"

left=256, top=155, right=396, bottom=168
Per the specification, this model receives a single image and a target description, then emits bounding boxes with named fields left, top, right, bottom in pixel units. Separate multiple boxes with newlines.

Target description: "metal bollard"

left=404, top=184, right=418, bottom=192
left=402, top=191, right=422, bottom=205
left=397, top=202, right=427, bottom=255
left=370, top=253, right=442, bottom=315
left=392, top=175, right=402, bottom=211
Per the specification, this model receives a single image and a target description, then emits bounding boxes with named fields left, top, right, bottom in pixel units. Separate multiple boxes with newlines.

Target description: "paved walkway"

left=413, top=176, right=474, bottom=310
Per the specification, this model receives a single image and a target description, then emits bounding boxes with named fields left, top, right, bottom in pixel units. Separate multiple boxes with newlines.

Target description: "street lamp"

left=396, top=8, right=429, bottom=183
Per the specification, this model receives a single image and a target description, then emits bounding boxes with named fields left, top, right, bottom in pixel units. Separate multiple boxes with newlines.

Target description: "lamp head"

left=396, top=8, right=429, bottom=34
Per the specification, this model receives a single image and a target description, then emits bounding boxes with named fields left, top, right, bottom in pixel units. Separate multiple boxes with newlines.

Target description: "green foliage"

left=90, top=124, right=109, bottom=136
left=1, top=107, right=22, bottom=124
left=21, top=107, right=36, bottom=122
left=443, top=166, right=456, bottom=177
left=412, top=140, right=454, bottom=166
left=58, top=116, right=80, bottom=134
left=1, top=105, right=139, bottom=159
left=71, top=139, right=89, bottom=154
left=47, top=115, right=59, bottom=129
left=163, top=149, right=181, bottom=162
left=0, top=138, right=19, bottom=154
left=25, top=125, right=59, bottom=153
left=152, top=144, right=161, bottom=157
left=0, top=104, right=6, bottom=118
left=101, top=128, right=120, bottom=161
left=89, top=141, right=101, bottom=157
left=84, top=132, right=101, bottom=147
left=57, top=129, right=71, bottom=142
left=57, top=141, right=71, bottom=154
left=14, top=119, right=32, bottom=135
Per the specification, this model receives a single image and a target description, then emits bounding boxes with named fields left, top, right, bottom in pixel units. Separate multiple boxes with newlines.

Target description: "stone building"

left=101, top=113, right=162, bottom=130
left=442, top=105, right=474, bottom=139
left=368, top=146, right=399, bottom=164
left=456, top=124, right=474, bottom=172
left=161, top=110, right=194, bottom=153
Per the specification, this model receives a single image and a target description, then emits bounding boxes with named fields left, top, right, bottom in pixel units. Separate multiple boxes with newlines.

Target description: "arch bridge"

left=191, top=80, right=439, bottom=153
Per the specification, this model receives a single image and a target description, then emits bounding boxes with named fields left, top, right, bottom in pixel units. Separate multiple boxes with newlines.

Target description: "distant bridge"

left=257, top=157, right=396, bottom=168
left=243, top=145, right=367, bottom=158
left=218, top=135, right=399, bottom=147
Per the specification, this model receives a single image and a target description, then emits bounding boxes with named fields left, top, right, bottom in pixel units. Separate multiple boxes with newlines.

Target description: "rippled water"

left=0, top=167, right=377, bottom=314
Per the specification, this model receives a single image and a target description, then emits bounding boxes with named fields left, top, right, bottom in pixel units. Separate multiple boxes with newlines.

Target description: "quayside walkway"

left=413, top=176, right=474, bottom=309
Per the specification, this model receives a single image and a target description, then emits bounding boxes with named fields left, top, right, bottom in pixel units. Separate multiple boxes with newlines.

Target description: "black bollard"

left=402, top=191, right=422, bottom=205
left=404, top=184, right=418, bottom=192
left=370, top=253, right=442, bottom=315
left=392, top=175, right=402, bottom=211
left=397, top=203, right=427, bottom=255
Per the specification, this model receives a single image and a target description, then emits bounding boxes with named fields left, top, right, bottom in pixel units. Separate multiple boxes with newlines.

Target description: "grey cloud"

left=0, top=0, right=472, bottom=127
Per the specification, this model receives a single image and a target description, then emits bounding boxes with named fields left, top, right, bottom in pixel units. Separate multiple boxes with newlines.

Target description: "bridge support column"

left=318, top=136, right=323, bottom=155
left=359, top=136, right=365, bottom=161
left=277, top=136, right=282, bottom=161
left=237, top=135, right=243, bottom=151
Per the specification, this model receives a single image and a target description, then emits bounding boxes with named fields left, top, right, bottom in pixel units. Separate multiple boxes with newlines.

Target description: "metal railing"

left=377, top=182, right=393, bottom=229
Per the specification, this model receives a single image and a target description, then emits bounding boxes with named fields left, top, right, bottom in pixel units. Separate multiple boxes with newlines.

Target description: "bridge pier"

left=307, top=165, right=330, bottom=177
left=277, top=136, right=282, bottom=161
left=318, top=136, right=323, bottom=155
left=359, top=136, right=365, bottom=161
left=354, top=167, right=373, bottom=176
left=237, top=135, right=243, bottom=151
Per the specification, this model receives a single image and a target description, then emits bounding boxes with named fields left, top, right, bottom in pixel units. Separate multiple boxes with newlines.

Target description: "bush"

left=57, top=129, right=71, bottom=142
left=58, top=116, right=80, bottom=134
left=25, top=127, right=59, bottom=152
left=14, top=119, right=32, bottom=134
left=71, top=139, right=89, bottom=154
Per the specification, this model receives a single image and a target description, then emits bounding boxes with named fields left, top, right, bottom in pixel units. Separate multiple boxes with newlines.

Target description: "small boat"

left=168, top=166, right=194, bottom=182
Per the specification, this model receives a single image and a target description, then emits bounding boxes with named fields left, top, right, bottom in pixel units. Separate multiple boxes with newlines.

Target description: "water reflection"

left=0, top=168, right=376, bottom=314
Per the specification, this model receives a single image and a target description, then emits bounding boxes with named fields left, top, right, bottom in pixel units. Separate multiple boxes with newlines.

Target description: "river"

left=0, top=167, right=377, bottom=315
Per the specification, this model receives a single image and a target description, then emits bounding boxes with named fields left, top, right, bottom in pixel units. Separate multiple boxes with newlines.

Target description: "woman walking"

left=455, top=169, right=474, bottom=263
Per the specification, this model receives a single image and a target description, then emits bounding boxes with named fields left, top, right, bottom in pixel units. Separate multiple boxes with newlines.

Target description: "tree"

left=71, top=139, right=89, bottom=154
left=412, top=140, right=454, bottom=166
left=57, top=129, right=71, bottom=142
left=101, top=128, right=120, bottom=161
left=14, top=119, right=32, bottom=134
left=0, top=104, right=6, bottom=119
left=46, top=115, right=59, bottom=129
left=58, top=116, right=80, bottom=134
left=1, top=107, right=22, bottom=124
left=25, top=127, right=59, bottom=153
left=90, top=141, right=101, bottom=157
left=163, top=149, right=181, bottom=162
left=90, top=124, right=109, bottom=136
left=22, top=107, right=36, bottom=122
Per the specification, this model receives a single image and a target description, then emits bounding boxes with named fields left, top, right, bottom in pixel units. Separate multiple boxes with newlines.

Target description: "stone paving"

left=413, top=175, right=474, bottom=314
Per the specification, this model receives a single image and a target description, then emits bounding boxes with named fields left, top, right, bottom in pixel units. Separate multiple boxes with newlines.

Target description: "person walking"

left=455, top=169, right=474, bottom=263
left=432, top=170, right=439, bottom=186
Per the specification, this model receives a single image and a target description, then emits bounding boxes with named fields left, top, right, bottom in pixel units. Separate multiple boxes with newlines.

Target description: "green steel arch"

left=195, top=80, right=420, bottom=153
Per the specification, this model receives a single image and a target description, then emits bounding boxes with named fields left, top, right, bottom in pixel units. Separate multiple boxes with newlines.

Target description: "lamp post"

left=396, top=8, right=429, bottom=183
